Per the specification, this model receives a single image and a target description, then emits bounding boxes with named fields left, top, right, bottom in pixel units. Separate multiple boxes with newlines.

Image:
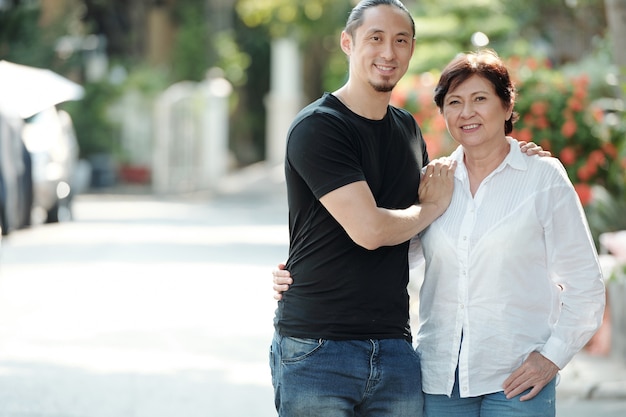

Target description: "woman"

left=273, top=49, right=605, bottom=417
left=415, top=49, right=604, bottom=416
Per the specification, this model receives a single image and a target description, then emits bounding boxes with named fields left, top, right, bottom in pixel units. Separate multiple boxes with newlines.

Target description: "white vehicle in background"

left=0, top=60, right=84, bottom=231
left=0, top=111, right=32, bottom=235
left=22, top=106, right=79, bottom=223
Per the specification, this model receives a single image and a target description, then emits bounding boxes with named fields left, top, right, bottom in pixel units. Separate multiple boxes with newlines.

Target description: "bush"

left=391, top=55, right=626, bottom=245
left=510, top=56, right=626, bottom=206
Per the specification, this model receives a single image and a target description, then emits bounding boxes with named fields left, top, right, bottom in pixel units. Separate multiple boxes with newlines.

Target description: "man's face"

left=342, top=5, right=415, bottom=93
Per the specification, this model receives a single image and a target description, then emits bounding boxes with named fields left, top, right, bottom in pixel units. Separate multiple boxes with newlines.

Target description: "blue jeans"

left=269, top=333, right=423, bottom=417
left=423, top=367, right=556, bottom=417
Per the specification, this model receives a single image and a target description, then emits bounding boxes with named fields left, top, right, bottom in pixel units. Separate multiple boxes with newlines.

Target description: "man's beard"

left=370, top=80, right=396, bottom=93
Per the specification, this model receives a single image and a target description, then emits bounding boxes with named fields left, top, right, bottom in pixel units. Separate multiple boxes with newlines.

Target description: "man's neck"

left=333, top=84, right=391, bottom=120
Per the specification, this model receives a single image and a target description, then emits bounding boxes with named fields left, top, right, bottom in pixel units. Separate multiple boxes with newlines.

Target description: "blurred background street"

left=1, top=1, right=626, bottom=416
left=0, top=164, right=623, bottom=416
left=0, top=165, right=286, bottom=417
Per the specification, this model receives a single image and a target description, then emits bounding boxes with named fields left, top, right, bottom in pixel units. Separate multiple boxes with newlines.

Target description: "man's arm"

left=320, top=158, right=456, bottom=250
left=273, top=142, right=550, bottom=299
left=518, top=140, right=551, bottom=156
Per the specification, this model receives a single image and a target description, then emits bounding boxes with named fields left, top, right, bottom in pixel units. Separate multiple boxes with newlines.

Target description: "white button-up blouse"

left=415, top=139, right=605, bottom=398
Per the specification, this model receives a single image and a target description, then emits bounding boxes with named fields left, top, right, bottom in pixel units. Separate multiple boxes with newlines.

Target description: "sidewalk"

left=558, top=351, right=626, bottom=401
left=556, top=351, right=626, bottom=416
left=108, top=163, right=626, bottom=414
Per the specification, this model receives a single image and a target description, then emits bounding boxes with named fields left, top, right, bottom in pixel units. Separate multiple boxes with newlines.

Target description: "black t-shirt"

left=275, top=93, right=429, bottom=342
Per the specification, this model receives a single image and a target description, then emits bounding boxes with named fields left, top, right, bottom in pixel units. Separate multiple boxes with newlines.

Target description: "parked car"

left=0, top=112, right=32, bottom=235
left=0, top=60, right=83, bottom=233
left=22, top=106, right=79, bottom=223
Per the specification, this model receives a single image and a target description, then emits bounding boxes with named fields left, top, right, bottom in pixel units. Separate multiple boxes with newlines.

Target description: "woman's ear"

left=505, top=101, right=514, bottom=121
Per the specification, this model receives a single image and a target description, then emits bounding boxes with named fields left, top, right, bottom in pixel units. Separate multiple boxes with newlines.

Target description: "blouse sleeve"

left=537, top=161, right=605, bottom=369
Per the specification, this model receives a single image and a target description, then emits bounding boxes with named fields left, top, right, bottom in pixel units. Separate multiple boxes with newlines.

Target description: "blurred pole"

left=265, top=37, right=303, bottom=165
left=201, top=69, right=232, bottom=188
left=147, top=2, right=173, bottom=66
left=153, top=82, right=196, bottom=194
left=605, top=0, right=626, bottom=95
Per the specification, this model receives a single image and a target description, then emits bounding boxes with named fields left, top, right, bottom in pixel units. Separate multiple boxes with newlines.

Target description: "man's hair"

left=345, top=0, right=415, bottom=39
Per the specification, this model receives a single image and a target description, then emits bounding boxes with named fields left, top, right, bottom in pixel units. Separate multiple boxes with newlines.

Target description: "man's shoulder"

left=290, top=94, right=351, bottom=133
left=297, top=93, right=346, bottom=119
left=388, top=103, right=413, bottom=117
left=387, top=105, right=419, bottom=135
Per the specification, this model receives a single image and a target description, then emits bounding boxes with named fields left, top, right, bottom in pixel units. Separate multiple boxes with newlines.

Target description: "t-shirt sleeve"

left=286, top=112, right=365, bottom=200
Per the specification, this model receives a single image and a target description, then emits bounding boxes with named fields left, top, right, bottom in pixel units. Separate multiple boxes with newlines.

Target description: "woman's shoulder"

left=506, top=138, right=568, bottom=182
left=523, top=151, right=571, bottom=185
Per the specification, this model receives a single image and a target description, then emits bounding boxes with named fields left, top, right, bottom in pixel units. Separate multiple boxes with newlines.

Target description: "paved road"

left=0, top=189, right=286, bottom=417
left=0, top=182, right=623, bottom=416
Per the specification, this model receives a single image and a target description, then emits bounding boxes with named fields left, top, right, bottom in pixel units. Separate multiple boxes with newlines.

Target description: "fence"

left=112, top=72, right=232, bottom=194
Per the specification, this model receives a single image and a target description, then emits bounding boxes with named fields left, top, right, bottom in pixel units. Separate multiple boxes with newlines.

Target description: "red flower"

left=526, top=57, right=539, bottom=71
left=391, top=90, right=407, bottom=108
left=602, top=143, right=618, bottom=159
left=561, top=119, right=577, bottom=139
left=515, top=128, right=533, bottom=143
left=523, top=114, right=535, bottom=126
left=432, top=115, right=447, bottom=133
left=574, top=183, right=593, bottom=206
left=531, top=101, right=548, bottom=116
left=559, top=147, right=576, bottom=166
left=412, top=112, right=424, bottom=125
left=424, top=135, right=442, bottom=157
left=589, top=149, right=606, bottom=166
left=567, top=97, right=584, bottom=112
left=577, top=164, right=593, bottom=182
left=536, top=117, right=549, bottom=130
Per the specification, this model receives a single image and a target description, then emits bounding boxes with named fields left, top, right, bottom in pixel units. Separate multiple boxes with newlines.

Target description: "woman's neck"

left=464, top=139, right=510, bottom=196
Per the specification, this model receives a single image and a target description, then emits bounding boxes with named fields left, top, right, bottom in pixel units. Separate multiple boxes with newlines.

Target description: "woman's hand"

left=502, top=351, right=559, bottom=401
left=272, top=263, right=293, bottom=301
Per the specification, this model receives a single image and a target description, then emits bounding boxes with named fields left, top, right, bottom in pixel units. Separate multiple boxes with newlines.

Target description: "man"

left=270, top=1, right=455, bottom=416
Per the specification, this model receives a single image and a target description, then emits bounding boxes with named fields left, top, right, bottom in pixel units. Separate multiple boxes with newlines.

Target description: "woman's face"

left=442, top=74, right=513, bottom=149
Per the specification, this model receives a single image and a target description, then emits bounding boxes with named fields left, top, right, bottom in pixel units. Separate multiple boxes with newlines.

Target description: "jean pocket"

left=280, top=336, right=324, bottom=363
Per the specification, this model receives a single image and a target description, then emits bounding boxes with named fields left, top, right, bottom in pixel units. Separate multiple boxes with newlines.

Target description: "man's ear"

left=340, top=31, right=352, bottom=56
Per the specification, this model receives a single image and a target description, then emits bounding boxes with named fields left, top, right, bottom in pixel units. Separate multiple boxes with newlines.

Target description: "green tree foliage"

left=236, top=0, right=353, bottom=100
left=408, top=0, right=517, bottom=72
left=170, top=0, right=251, bottom=86
left=0, top=3, right=72, bottom=70
left=236, top=0, right=351, bottom=38
left=167, top=0, right=265, bottom=162
left=169, top=1, right=212, bottom=82
left=62, top=81, right=122, bottom=158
